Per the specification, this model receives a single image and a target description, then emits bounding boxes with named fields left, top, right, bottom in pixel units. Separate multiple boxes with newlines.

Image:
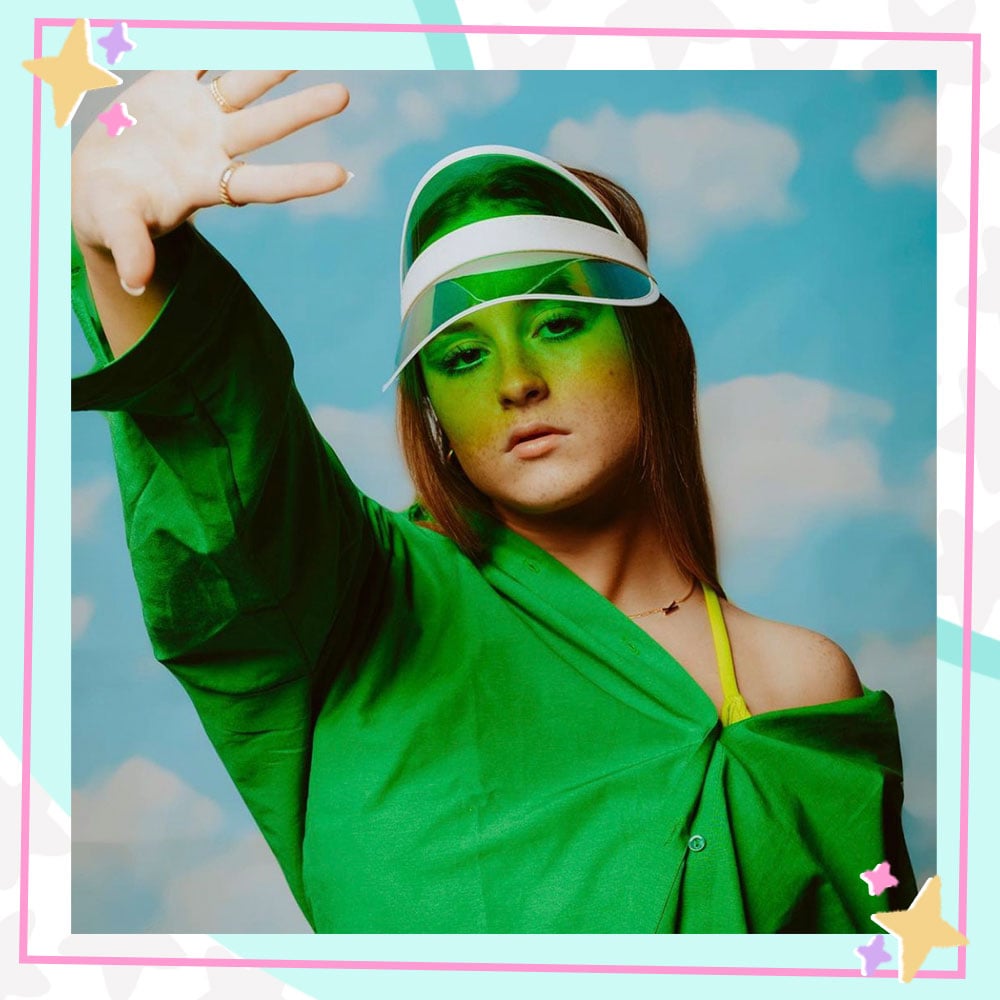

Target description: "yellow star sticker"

left=23, top=19, right=122, bottom=127
left=872, top=875, right=969, bottom=983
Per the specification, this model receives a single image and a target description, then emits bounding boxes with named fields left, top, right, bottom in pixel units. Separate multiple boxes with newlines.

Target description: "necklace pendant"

left=662, top=601, right=679, bottom=615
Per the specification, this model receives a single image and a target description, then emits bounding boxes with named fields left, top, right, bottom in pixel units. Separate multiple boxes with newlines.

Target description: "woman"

left=71, top=71, right=915, bottom=933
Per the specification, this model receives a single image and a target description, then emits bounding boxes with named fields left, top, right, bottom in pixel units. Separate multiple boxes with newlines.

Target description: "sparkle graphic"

left=96, top=102, right=136, bottom=138
left=22, top=19, right=121, bottom=127
left=97, top=21, right=136, bottom=66
left=854, top=934, right=892, bottom=977
left=860, top=860, right=900, bottom=896
left=871, top=875, right=969, bottom=983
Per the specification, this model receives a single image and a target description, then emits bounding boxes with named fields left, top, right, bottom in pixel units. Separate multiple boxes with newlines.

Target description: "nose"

left=497, top=349, right=549, bottom=409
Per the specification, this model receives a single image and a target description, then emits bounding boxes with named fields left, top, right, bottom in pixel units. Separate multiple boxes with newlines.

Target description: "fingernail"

left=344, top=170, right=355, bottom=186
left=120, top=278, right=145, bottom=296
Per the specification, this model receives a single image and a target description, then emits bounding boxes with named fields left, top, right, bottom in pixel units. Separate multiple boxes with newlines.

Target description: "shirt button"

left=525, top=559, right=540, bottom=573
left=687, top=834, right=706, bottom=852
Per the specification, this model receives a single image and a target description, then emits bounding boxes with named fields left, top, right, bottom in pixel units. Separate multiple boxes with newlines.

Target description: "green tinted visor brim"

left=385, top=255, right=658, bottom=390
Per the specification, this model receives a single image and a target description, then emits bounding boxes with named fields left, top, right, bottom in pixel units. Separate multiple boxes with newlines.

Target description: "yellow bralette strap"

left=702, top=583, right=752, bottom=726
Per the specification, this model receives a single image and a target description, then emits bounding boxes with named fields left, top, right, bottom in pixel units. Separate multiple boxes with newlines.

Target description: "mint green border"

left=414, top=0, right=474, bottom=68
left=938, top=618, right=1000, bottom=679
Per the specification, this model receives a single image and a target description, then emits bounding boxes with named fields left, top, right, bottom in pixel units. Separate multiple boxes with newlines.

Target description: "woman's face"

left=420, top=297, right=642, bottom=522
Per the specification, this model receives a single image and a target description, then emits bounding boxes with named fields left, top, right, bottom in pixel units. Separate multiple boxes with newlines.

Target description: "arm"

left=71, top=73, right=366, bottom=925
left=73, top=225, right=393, bottom=926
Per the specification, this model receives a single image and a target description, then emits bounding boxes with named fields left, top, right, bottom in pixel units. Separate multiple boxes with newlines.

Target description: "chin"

left=499, top=496, right=580, bottom=518
left=492, top=476, right=625, bottom=520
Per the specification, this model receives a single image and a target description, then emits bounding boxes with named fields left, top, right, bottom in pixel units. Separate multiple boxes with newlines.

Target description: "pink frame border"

left=22, top=17, right=979, bottom=981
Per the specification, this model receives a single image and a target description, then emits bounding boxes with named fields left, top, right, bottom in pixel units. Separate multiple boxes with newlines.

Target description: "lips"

left=506, top=424, right=568, bottom=452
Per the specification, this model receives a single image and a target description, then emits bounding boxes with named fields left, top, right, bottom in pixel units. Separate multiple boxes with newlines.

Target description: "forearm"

left=75, top=226, right=189, bottom=358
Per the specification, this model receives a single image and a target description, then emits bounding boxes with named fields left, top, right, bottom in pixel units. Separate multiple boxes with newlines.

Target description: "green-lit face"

left=420, top=297, right=642, bottom=521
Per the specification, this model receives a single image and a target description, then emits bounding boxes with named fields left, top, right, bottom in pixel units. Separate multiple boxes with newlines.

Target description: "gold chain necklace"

left=626, top=578, right=698, bottom=619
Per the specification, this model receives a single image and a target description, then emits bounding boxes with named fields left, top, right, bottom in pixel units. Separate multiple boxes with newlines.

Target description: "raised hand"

left=72, top=71, right=350, bottom=354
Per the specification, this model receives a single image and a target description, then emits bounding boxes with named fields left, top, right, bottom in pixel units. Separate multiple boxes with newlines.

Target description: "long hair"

left=396, top=165, right=724, bottom=596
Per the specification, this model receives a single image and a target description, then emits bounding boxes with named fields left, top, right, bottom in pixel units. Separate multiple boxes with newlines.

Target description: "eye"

left=434, top=343, right=488, bottom=376
left=535, top=310, right=587, bottom=340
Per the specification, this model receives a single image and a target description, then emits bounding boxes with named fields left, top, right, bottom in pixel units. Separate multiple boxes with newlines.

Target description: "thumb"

left=103, top=212, right=157, bottom=295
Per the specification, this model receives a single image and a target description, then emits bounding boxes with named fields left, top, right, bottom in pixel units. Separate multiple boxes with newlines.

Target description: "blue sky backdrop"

left=71, top=70, right=936, bottom=932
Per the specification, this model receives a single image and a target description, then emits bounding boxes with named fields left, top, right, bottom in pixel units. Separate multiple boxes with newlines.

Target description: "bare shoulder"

left=720, top=601, right=864, bottom=712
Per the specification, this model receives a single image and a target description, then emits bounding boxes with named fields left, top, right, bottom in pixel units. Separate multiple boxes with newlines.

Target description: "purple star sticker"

left=854, top=933, right=892, bottom=977
left=97, top=21, right=136, bottom=66
left=96, top=102, right=137, bottom=138
left=860, top=861, right=900, bottom=897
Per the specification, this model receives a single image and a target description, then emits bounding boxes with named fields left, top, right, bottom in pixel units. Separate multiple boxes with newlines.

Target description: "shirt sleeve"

left=71, top=226, right=401, bottom=926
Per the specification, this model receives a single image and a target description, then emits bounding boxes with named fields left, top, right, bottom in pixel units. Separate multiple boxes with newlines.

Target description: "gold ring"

left=210, top=76, right=238, bottom=113
left=219, top=160, right=247, bottom=207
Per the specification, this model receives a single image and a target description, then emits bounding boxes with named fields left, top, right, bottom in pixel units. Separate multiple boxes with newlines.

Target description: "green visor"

left=387, top=146, right=660, bottom=389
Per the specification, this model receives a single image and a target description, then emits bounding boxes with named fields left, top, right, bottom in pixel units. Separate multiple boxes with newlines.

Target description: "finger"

left=102, top=210, right=157, bottom=291
left=206, top=70, right=295, bottom=111
left=224, top=83, right=350, bottom=156
left=224, top=162, right=351, bottom=206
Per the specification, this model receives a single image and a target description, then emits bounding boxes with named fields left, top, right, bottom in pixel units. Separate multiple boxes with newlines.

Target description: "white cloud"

left=73, top=757, right=223, bottom=845
left=854, top=95, right=936, bottom=186
left=701, top=374, right=933, bottom=561
left=545, top=105, right=800, bottom=262
left=71, top=594, right=95, bottom=642
left=155, top=831, right=311, bottom=933
left=433, top=68, right=519, bottom=111
left=396, top=88, right=445, bottom=140
left=311, top=404, right=415, bottom=510
left=700, top=374, right=893, bottom=548
left=71, top=475, right=115, bottom=538
left=71, top=757, right=308, bottom=932
left=255, top=71, right=520, bottom=218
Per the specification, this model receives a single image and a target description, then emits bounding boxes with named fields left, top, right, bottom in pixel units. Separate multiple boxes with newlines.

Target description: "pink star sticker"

left=96, top=101, right=136, bottom=138
left=860, top=861, right=900, bottom=897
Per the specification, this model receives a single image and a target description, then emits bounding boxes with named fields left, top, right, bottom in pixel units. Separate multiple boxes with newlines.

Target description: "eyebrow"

left=439, top=319, right=476, bottom=336
left=438, top=290, right=588, bottom=339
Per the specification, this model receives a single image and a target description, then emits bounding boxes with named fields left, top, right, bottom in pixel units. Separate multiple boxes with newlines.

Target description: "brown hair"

left=396, top=165, right=724, bottom=596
